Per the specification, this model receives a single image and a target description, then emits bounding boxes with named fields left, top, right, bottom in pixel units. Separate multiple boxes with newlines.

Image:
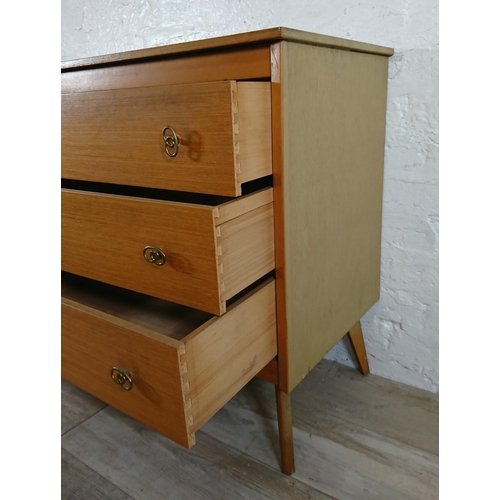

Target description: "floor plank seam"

left=62, top=404, right=109, bottom=437
left=61, top=361, right=438, bottom=500
left=62, top=447, right=137, bottom=500
left=197, top=430, right=342, bottom=500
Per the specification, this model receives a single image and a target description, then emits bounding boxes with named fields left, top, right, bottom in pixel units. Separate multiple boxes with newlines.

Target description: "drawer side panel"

left=183, top=280, right=277, bottom=432
left=231, top=81, right=273, bottom=188
left=217, top=202, right=275, bottom=302
left=280, top=43, right=389, bottom=391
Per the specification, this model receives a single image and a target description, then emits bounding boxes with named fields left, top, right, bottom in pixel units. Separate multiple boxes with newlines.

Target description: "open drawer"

left=61, top=80, right=272, bottom=196
left=61, top=273, right=277, bottom=448
left=62, top=186, right=274, bottom=315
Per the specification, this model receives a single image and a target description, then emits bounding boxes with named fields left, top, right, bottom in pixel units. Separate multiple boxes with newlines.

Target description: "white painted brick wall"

left=62, top=0, right=439, bottom=393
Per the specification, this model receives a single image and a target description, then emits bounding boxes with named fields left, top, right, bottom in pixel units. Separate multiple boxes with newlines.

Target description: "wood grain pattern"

left=61, top=189, right=220, bottom=314
left=61, top=297, right=192, bottom=447
left=62, top=81, right=271, bottom=196
left=279, top=42, right=390, bottom=391
left=61, top=27, right=393, bottom=70
left=217, top=202, right=275, bottom=302
left=183, top=279, right=277, bottom=432
left=61, top=188, right=273, bottom=315
left=62, top=45, right=271, bottom=92
left=231, top=81, right=273, bottom=186
left=215, top=187, right=273, bottom=225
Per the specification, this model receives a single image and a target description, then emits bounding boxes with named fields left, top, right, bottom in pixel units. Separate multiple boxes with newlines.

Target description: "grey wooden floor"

left=62, top=360, right=438, bottom=500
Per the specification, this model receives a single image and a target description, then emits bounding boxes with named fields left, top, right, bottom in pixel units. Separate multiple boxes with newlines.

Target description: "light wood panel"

left=216, top=187, right=273, bottom=224
left=279, top=42, right=390, bottom=391
left=217, top=203, right=275, bottom=301
left=232, top=81, right=273, bottom=185
left=183, top=279, right=277, bottom=432
left=61, top=188, right=273, bottom=315
left=62, top=45, right=271, bottom=92
left=62, top=81, right=271, bottom=196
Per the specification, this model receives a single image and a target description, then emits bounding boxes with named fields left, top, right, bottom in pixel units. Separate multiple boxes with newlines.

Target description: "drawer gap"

left=62, top=176, right=272, bottom=204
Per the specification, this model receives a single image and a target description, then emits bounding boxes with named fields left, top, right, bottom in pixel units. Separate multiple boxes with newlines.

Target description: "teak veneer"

left=61, top=27, right=393, bottom=475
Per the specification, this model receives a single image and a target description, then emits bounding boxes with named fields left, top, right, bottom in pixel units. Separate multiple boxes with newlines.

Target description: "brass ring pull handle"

left=162, top=126, right=181, bottom=157
left=143, top=246, right=166, bottom=266
left=110, top=367, right=133, bottom=391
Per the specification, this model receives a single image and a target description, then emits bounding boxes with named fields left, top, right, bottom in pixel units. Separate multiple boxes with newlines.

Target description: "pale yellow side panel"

left=281, top=42, right=389, bottom=390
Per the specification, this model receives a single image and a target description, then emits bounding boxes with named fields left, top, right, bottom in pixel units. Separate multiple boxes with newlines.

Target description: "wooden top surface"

left=62, top=26, right=394, bottom=70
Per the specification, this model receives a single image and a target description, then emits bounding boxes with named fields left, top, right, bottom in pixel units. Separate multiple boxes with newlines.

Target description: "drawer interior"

left=62, top=272, right=213, bottom=342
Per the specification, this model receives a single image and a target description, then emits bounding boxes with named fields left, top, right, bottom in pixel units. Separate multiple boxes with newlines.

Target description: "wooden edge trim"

left=270, top=41, right=290, bottom=394
left=215, top=187, right=274, bottom=225
left=62, top=27, right=393, bottom=70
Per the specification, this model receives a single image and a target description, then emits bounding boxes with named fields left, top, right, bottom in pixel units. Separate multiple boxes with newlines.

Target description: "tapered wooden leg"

left=347, top=320, right=370, bottom=375
left=275, top=386, right=295, bottom=475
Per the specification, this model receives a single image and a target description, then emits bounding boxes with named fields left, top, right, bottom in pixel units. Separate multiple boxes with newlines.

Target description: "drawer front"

left=61, top=189, right=274, bottom=315
left=62, top=297, right=191, bottom=446
left=61, top=81, right=272, bottom=196
left=62, top=278, right=277, bottom=448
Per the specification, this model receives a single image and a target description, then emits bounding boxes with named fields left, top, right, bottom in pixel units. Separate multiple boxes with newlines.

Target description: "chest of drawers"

left=61, top=27, right=393, bottom=474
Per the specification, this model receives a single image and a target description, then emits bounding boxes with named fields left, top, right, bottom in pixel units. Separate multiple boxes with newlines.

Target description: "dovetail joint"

left=179, top=347, right=194, bottom=433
